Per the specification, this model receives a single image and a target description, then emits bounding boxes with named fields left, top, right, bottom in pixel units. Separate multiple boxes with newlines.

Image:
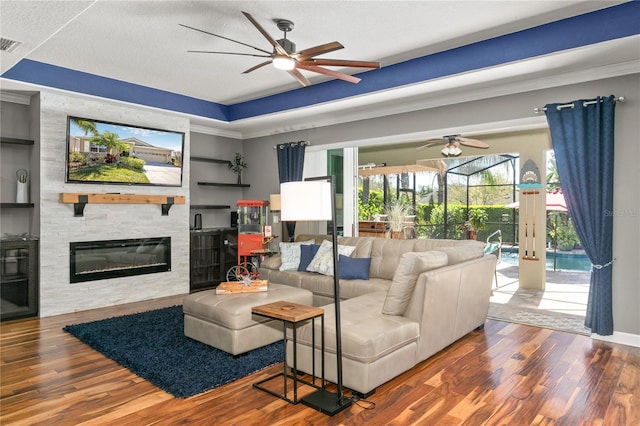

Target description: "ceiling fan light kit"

left=181, top=11, right=380, bottom=87
left=441, top=143, right=462, bottom=157
left=272, top=55, right=295, bottom=70
left=417, top=134, right=490, bottom=157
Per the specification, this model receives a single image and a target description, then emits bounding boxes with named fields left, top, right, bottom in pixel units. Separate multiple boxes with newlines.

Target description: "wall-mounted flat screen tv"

left=66, top=116, right=184, bottom=187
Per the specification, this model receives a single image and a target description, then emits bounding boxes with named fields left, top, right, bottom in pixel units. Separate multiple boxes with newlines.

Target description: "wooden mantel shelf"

left=59, top=193, right=185, bottom=217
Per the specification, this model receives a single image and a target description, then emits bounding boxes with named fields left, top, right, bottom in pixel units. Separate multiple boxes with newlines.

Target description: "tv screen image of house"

left=66, top=116, right=185, bottom=187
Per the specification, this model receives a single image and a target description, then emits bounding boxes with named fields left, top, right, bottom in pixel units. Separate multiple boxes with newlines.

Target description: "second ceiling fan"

left=180, top=11, right=380, bottom=87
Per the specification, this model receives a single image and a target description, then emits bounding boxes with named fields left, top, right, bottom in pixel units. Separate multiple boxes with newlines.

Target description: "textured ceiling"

left=0, top=0, right=626, bottom=103
left=1, top=1, right=637, bottom=137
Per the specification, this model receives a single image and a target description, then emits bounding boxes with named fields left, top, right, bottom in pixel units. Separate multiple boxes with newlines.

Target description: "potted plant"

left=229, top=152, right=247, bottom=184
left=463, top=208, right=488, bottom=240
left=385, top=200, right=412, bottom=239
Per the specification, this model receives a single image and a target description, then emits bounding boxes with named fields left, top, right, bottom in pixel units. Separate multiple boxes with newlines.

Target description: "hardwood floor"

left=2, top=295, right=639, bottom=425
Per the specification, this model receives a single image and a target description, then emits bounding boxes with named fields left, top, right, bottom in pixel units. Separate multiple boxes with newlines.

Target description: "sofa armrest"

left=260, top=255, right=281, bottom=270
left=403, top=255, right=495, bottom=362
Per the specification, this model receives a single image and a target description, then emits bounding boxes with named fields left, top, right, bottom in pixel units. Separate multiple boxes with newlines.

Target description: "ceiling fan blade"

left=243, top=61, right=272, bottom=74
left=300, top=58, right=380, bottom=69
left=457, top=137, right=489, bottom=148
left=287, top=68, right=311, bottom=87
left=296, top=42, right=343, bottom=60
left=241, top=11, right=288, bottom=56
left=415, top=138, right=445, bottom=151
left=296, top=63, right=361, bottom=84
left=179, top=23, right=271, bottom=55
left=188, top=50, right=271, bottom=58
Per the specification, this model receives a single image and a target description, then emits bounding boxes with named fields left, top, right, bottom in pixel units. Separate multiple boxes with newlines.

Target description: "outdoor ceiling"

left=1, top=1, right=638, bottom=138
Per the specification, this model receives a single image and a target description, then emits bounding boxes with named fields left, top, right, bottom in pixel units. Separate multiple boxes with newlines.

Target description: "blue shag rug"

left=63, top=305, right=283, bottom=398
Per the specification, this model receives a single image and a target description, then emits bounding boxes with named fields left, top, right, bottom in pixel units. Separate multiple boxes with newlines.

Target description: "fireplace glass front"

left=70, top=237, right=171, bottom=283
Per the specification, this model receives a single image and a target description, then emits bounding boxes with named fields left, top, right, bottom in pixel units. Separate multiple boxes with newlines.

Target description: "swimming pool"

left=500, top=247, right=592, bottom=272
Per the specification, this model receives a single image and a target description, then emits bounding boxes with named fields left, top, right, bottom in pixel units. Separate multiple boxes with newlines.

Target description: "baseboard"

left=592, top=331, right=640, bottom=348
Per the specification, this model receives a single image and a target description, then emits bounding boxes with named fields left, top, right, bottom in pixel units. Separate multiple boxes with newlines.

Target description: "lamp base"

left=301, top=389, right=352, bottom=416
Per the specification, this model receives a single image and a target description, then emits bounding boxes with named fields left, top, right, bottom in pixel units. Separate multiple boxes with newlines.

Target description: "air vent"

left=0, top=37, right=22, bottom=52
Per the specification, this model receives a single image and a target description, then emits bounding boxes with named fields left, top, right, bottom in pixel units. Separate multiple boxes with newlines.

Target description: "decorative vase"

left=389, top=231, right=404, bottom=240
left=16, top=181, right=28, bottom=203
left=236, top=171, right=242, bottom=184
left=16, top=169, right=29, bottom=203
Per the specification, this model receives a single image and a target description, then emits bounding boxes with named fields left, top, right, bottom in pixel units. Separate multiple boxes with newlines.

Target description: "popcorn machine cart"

left=226, top=200, right=276, bottom=281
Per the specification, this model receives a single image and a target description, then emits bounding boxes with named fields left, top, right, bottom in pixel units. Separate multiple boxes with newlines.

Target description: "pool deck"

left=490, top=262, right=590, bottom=317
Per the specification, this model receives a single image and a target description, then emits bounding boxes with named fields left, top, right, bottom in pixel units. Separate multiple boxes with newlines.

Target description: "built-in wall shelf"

left=1, top=137, right=34, bottom=145
left=191, top=157, right=232, bottom=165
left=190, top=205, right=231, bottom=210
left=197, top=182, right=250, bottom=188
left=1, top=203, right=35, bottom=208
left=59, top=193, right=186, bottom=217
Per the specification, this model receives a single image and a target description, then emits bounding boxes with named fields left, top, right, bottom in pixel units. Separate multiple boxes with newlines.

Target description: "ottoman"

left=183, top=283, right=313, bottom=355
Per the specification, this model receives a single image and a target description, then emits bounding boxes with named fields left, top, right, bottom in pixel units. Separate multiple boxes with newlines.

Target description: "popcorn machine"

left=227, top=200, right=275, bottom=280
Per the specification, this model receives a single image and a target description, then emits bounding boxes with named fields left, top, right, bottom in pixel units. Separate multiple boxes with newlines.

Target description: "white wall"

left=38, top=92, right=190, bottom=316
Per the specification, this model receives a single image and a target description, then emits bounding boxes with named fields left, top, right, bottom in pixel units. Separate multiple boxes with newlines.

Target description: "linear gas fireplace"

left=70, top=237, right=171, bottom=283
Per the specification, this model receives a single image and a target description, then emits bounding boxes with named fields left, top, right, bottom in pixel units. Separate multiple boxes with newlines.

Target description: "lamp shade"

left=280, top=181, right=332, bottom=221
left=269, top=194, right=281, bottom=211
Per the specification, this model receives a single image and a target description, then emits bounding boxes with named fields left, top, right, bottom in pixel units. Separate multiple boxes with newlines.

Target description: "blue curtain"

left=545, top=95, right=616, bottom=335
left=277, top=142, right=306, bottom=241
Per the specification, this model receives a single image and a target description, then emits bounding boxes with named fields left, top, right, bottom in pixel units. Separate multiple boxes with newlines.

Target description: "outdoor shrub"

left=68, top=151, right=86, bottom=165
left=120, top=156, right=145, bottom=170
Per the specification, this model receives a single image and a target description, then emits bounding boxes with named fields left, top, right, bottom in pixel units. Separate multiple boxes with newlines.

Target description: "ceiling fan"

left=416, top=135, right=489, bottom=157
left=180, top=11, right=380, bottom=87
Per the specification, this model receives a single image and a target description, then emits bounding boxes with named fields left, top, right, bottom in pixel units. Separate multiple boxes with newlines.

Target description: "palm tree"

left=71, top=118, right=98, bottom=137
left=90, top=131, right=127, bottom=160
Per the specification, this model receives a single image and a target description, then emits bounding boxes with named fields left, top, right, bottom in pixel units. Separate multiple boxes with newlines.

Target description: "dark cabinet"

left=1, top=238, right=38, bottom=321
left=190, top=228, right=237, bottom=291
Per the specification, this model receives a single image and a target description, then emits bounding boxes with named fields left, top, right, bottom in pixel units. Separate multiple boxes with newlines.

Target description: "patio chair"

left=484, top=230, right=502, bottom=288
left=402, top=225, right=417, bottom=239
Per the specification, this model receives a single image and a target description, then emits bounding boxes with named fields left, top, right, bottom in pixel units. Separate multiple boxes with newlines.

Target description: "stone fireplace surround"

left=38, top=92, right=190, bottom=317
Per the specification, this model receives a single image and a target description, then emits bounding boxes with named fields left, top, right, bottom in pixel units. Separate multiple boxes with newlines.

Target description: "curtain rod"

left=533, top=96, right=624, bottom=114
left=273, top=140, right=310, bottom=149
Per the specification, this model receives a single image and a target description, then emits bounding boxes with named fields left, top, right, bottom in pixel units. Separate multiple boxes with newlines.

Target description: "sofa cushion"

left=299, top=273, right=336, bottom=298
left=298, top=244, right=320, bottom=271
left=338, top=236, right=374, bottom=258
left=338, top=254, right=371, bottom=280
left=296, top=292, right=419, bottom=363
left=438, top=245, right=485, bottom=265
left=338, top=278, right=391, bottom=299
left=382, top=251, right=449, bottom=316
left=369, top=239, right=417, bottom=280
left=306, top=240, right=356, bottom=276
left=279, top=239, right=315, bottom=271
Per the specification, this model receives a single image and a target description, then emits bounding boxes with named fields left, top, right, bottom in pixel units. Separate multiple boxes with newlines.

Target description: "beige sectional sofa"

left=259, top=234, right=496, bottom=397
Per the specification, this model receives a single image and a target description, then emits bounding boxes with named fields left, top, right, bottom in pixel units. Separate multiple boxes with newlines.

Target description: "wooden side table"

left=251, top=301, right=324, bottom=404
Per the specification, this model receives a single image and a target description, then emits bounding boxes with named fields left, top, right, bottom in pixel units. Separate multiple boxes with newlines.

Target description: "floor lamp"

left=280, top=176, right=352, bottom=416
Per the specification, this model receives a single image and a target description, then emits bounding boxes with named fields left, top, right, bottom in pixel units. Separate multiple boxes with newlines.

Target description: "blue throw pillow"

left=298, top=244, right=320, bottom=271
left=338, top=255, right=371, bottom=280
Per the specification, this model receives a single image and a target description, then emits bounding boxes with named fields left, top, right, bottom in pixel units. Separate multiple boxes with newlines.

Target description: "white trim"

left=0, top=91, right=31, bottom=105
left=342, top=147, right=357, bottom=237
left=592, top=331, right=640, bottom=348
left=189, top=124, right=242, bottom=140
